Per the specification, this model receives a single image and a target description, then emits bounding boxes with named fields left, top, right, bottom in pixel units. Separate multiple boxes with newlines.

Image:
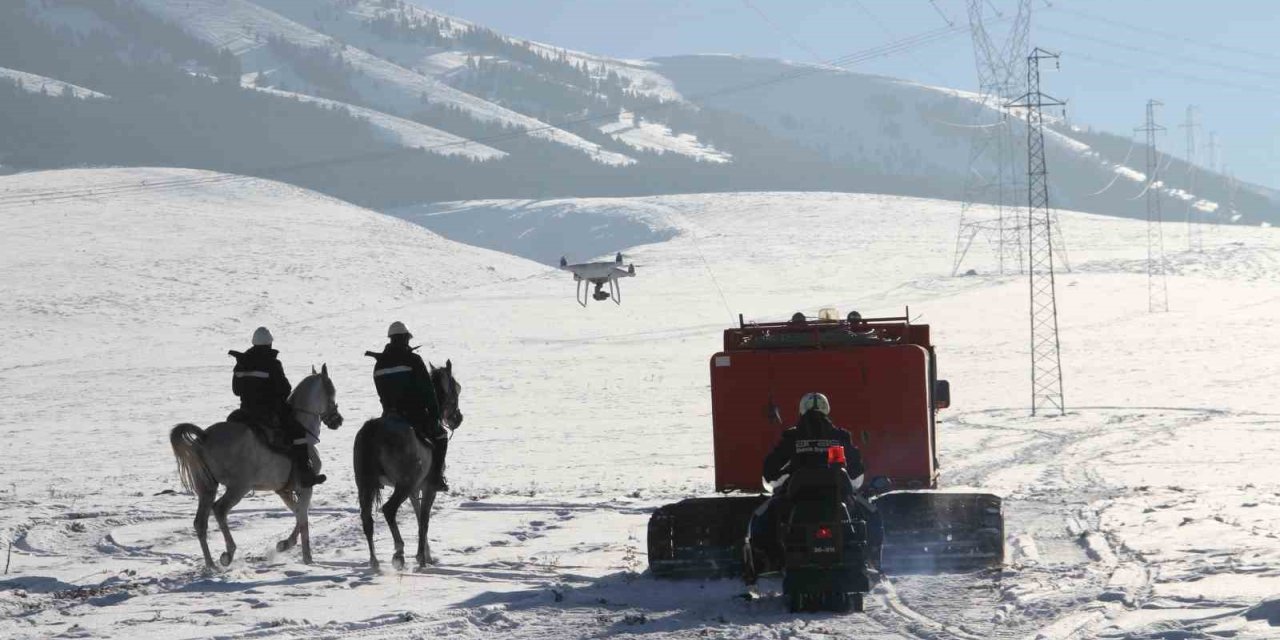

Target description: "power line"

left=1053, top=5, right=1280, bottom=64
left=739, top=0, right=826, bottom=64
left=0, top=21, right=980, bottom=209
left=1057, top=51, right=1280, bottom=97
left=1040, top=25, right=1280, bottom=84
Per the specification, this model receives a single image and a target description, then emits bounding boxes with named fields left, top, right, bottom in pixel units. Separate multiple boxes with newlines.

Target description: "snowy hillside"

left=246, top=83, right=505, bottom=160
left=4, top=166, right=1280, bottom=638
left=0, top=66, right=107, bottom=99
left=131, top=0, right=633, bottom=166
left=5, top=1, right=1275, bottom=221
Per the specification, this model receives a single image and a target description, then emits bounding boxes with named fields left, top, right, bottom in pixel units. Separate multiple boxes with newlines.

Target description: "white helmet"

left=387, top=321, right=411, bottom=338
left=799, top=392, right=830, bottom=416
left=251, top=326, right=273, bottom=346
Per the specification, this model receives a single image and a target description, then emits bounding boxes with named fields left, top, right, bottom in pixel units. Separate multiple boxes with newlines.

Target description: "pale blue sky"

left=415, top=0, right=1279, bottom=188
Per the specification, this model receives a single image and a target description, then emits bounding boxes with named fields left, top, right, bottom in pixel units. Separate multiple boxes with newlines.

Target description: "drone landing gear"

left=577, top=278, right=622, bottom=306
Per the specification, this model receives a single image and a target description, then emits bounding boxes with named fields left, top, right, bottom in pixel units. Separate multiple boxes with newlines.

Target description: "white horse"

left=169, top=366, right=343, bottom=568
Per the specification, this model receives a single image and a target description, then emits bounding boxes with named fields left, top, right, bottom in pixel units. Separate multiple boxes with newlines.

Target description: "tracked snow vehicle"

left=648, top=310, right=1003, bottom=579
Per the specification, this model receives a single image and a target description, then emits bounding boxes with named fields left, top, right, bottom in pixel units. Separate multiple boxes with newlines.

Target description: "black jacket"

left=762, top=411, right=863, bottom=482
left=230, top=345, right=291, bottom=409
left=368, top=342, right=440, bottom=420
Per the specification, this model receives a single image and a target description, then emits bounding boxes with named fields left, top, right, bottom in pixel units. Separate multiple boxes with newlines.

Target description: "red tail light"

left=827, top=445, right=846, bottom=466
left=815, top=526, right=833, bottom=540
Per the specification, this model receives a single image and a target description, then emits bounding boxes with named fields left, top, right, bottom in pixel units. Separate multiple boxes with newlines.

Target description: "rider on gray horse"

left=229, top=327, right=326, bottom=487
left=366, top=321, right=450, bottom=491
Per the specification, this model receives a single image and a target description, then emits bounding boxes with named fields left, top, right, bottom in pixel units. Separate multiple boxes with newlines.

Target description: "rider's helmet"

left=799, top=392, right=830, bottom=416
left=251, top=326, right=273, bottom=346
left=387, top=321, right=412, bottom=338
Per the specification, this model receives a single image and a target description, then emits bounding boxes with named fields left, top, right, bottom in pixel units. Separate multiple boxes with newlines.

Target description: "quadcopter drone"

left=559, top=252, right=637, bottom=306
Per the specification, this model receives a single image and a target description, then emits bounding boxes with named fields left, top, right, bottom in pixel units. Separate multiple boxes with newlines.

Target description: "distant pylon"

left=1206, top=132, right=1221, bottom=229
left=1008, top=47, right=1065, bottom=417
left=951, top=0, right=1032, bottom=276
left=1137, top=100, right=1169, bottom=313
left=1180, top=106, right=1203, bottom=252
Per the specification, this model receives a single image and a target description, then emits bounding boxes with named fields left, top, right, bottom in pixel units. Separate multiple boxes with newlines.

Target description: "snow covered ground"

left=599, top=111, right=731, bottom=164
left=0, top=66, right=108, bottom=99
left=3, top=169, right=1280, bottom=638
left=244, top=84, right=505, bottom=160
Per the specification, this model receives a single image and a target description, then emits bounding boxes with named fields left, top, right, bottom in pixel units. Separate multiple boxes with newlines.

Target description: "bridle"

left=435, top=369, right=463, bottom=428
left=294, top=376, right=342, bottom=427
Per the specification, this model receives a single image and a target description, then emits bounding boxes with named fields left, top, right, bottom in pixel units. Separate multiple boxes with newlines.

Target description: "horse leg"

left=382, top=485, right=412, bottom=571
left=194, top=486, right=217, bottom=569
left=275, top=490, right=300, bottom=552
left=295, top=486, right=314, bottom=565
left=213, top=485, right=251, bottom=567
left=416, top=485, right=439, bottom=568
left=359, top=480, right=380, bottom=571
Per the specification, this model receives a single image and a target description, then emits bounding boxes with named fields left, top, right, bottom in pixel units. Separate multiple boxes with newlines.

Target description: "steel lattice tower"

left=1180, top=106, right=1202, bottom=252
left=951, top=0, right=1032, bottom=276
left=1137, top=100, right=1169, bottom=313
left=1008, top=48, right=1065, bottom=417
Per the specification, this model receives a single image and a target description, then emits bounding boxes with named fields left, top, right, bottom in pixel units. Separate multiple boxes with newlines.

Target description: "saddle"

left=226, top=408, right=292, bottom=454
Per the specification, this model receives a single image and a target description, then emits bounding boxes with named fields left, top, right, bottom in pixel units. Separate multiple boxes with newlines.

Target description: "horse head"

left=430, top=359, right=463, bottom=430
left=294, top=364, right=343, bottom=430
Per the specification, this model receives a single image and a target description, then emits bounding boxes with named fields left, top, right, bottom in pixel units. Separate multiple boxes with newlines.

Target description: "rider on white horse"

left=366, top=321, right=449, bottom=491
left=229, top=327, right=326, bottom=487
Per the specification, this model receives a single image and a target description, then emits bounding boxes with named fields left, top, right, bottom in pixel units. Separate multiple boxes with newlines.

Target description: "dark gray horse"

left=354, top=360, right=463, bottom=571
left=170, top=367, right=343, bottom=568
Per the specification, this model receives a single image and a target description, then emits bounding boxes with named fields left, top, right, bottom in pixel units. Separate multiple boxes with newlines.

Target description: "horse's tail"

left=353, top=419, right=383, bottom=507
left=170, top=423, right=215, bottom=494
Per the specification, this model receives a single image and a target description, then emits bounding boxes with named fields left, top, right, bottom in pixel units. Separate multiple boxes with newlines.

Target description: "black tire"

left=851, top=593, right=864, bottom=613
left=826, top=591, right=852, bottom=613
left=787, top=590, right=804, bottom=613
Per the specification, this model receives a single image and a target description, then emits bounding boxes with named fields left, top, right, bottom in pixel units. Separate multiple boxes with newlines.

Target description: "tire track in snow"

left=933, top=407, right=1223, bottom=638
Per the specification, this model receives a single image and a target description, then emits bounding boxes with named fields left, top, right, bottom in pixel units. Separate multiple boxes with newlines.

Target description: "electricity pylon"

left=951, top=0, right=1032, bottom=276
left=1137, top=100, right=1169, bottom=313
left=1008, top=47, right=1065, bottom=417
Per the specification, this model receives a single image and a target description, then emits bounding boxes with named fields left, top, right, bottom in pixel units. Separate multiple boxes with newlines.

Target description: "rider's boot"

left=291, top=442, right=326, bottom=487
left=429, top=436, right=450, bottom=492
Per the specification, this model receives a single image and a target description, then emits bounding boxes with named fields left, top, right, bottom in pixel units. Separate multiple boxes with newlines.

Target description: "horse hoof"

left=219, top=552, right=233, bottom=567
left=391, top=555, right=405, bottom=571
left=276, top=540, right=292, bottom=552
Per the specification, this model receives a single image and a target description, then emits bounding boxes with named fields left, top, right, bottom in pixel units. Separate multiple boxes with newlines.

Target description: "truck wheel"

left=827, top=592, right=851, bottom=613
left=787, top=590, right=804, bottom=613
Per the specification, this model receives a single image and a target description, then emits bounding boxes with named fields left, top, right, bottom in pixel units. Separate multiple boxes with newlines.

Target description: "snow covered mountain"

left=4, top=0, right=1276, bottom=224
left=4, top=165, right=1280, bottom=638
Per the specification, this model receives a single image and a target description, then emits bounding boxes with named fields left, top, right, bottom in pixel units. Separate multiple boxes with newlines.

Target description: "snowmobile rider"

left=744, top=392, right=865, bottom=582
left=229, top=327, right=326, bottom=487
left=366, top=321, right=450, bottom=491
